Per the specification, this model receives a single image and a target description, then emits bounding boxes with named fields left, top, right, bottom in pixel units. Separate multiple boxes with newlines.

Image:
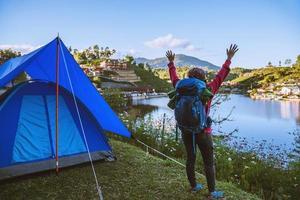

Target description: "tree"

left=0, top=49, right=27, bottom=84
left=284, top=59, right=292, bottom=66
left=0, top=49, right=21, bottom=65
left=267, top=61, right=273, bottom=67
left=99, top=47, right=116, bottom=60
left=275, top=70, right=284, bottom=78
left=78, top=50, right=88, bottom=64
left=264, top=75, right=275, bottom=83
left=124, top=55, right=134, bottom=65
left=93, top=45, right=100, bottom=60
left=292, top=55, right=300, bottom=70
left=72, top=45, right=116, bottom=65
left=101, top=88, right=128, bottom=113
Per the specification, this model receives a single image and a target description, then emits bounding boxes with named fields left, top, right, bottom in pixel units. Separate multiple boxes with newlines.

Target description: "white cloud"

left=127, top=48, right=138, bottom=56
left=185, top=44, right=198, bottom=51
left=0, top=44, right=41, bottom=54
left=145, top=34, right=200, bottom=51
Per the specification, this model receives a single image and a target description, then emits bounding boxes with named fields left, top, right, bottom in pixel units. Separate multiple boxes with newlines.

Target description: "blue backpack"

left=174, top=78, right=207, bottom=132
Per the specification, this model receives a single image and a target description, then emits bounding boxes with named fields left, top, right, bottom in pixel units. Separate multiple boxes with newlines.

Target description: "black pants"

left=181, top=130, right=215, bottom=192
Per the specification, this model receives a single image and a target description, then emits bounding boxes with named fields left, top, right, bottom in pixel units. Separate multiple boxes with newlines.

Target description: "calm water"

left=132, top=94, right=300, bottom=148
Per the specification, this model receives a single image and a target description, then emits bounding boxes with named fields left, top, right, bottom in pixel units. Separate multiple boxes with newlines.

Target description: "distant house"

left=257, top=88, right=266, bottom=93
left=225, top=81, right=238, bottom=86
left=100, top=59, right=128, bottom=70
left=292, top=86, right=300, bottom=95
left=222, top=81, right=231, bottom=86
left=80, top=65, right=101, bottom=77
left=81, top=65, right=90, bottom=73
left=268, top=83, right=276, bottom=90
left=280, top=86, right=300, bottom=95
left=80, top=59, right=129, bottom=77
left=243, top=72, right=252, bottom=77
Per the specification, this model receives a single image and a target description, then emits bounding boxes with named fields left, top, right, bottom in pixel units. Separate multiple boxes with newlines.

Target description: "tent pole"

left=55, top=35, right=60, bottom=175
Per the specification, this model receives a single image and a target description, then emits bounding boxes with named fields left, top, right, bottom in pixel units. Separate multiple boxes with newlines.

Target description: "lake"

left=132, top=94, right=300, bottom=149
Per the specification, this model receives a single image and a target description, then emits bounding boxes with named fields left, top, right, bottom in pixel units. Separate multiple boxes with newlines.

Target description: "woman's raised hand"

left=226, top=44, right=239, bottom=61
left=166, top=50, right=175, bottom=62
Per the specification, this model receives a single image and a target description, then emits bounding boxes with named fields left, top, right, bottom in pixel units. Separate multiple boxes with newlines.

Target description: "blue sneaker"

left=210, top=191, right=224, bottom=199
left=191, top=183, right=203, bottom=192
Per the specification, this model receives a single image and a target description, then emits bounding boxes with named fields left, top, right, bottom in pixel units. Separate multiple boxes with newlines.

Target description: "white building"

left=257, top=88, right=266, bottom=93
left=280, top=86, right=300, bottom=95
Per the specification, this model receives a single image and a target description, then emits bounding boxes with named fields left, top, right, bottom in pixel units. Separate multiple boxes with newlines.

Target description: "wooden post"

left=161, top=113, right=166, bottom=147
left=175, top=124, right=178, bottom=142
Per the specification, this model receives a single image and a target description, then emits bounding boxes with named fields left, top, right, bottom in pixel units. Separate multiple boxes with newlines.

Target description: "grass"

left=0, top=140, right=261, bottom=200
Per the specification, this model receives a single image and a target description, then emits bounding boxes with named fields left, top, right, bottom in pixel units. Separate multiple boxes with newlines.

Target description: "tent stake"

left=55, top=35, right=60, bottom=175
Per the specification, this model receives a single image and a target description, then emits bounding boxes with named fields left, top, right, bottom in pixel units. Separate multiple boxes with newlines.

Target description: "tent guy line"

left=59, top=39, right=104, bottom=200
left=134, top=138, right=204, bottom=178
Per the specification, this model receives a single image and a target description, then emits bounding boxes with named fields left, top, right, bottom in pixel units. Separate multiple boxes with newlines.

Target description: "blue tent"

left=0, top=37, right=131, bottom=179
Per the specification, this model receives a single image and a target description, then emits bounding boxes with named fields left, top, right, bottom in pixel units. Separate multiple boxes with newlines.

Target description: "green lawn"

left=0, top=140, right=261, bottom=200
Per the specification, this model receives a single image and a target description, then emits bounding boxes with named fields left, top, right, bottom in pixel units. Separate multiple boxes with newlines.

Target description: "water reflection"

left=128, top=104, right=158, bottom=119
left=214, top=95, right=300, bottom=126
left=279, top=101, right=300, bottom=124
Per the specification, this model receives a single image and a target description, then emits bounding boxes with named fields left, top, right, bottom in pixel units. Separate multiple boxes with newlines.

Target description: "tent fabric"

left=12, top=95, right=87, bottom=163
left=13, top=95, right=53, bottom=163
left=46, top=95, right=87, bottom=157
left=0, top=81, right=112, bottom=169
left=0, top=151, right=114, bottom=180
left=0, top=37, right=130, bottom=138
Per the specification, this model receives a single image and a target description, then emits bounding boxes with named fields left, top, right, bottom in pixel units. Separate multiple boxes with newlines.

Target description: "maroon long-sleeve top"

left=168, top=59, right=231, bottom=134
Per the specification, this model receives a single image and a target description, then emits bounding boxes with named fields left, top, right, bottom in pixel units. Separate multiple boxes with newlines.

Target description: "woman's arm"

left=208, top=44, right=238, bottom=94
left=208, top=60, right=231, bottom=94
left=166, top=50, right=180, bottom=87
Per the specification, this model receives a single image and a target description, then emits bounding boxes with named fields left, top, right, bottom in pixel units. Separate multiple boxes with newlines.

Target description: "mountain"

left=135, top=54, right=220, bottom=70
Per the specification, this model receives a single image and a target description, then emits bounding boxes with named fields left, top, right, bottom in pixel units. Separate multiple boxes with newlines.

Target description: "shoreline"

left=220, top=90, right=300, bottom=102
left=130, top=93, right=168, bottom=100
left=130, top=91, right=300, bottom=102
left=250, top=95, right=300, bottom=102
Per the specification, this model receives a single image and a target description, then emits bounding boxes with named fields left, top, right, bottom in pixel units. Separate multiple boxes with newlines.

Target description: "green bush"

left=101, top=88, right=130, bottom=113
left=134, top=65, right=172, bottom=92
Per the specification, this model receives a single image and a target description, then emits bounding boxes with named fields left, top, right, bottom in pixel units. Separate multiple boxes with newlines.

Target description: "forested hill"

left=227, top=56, right=300, bottom=91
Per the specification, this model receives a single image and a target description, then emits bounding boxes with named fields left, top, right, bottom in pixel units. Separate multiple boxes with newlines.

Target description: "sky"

left=0, top=0, right=299, bottom=68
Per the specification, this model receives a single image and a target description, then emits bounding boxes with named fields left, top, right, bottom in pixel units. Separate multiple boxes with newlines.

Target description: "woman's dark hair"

left=188, top=67, right=206, bottom=81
